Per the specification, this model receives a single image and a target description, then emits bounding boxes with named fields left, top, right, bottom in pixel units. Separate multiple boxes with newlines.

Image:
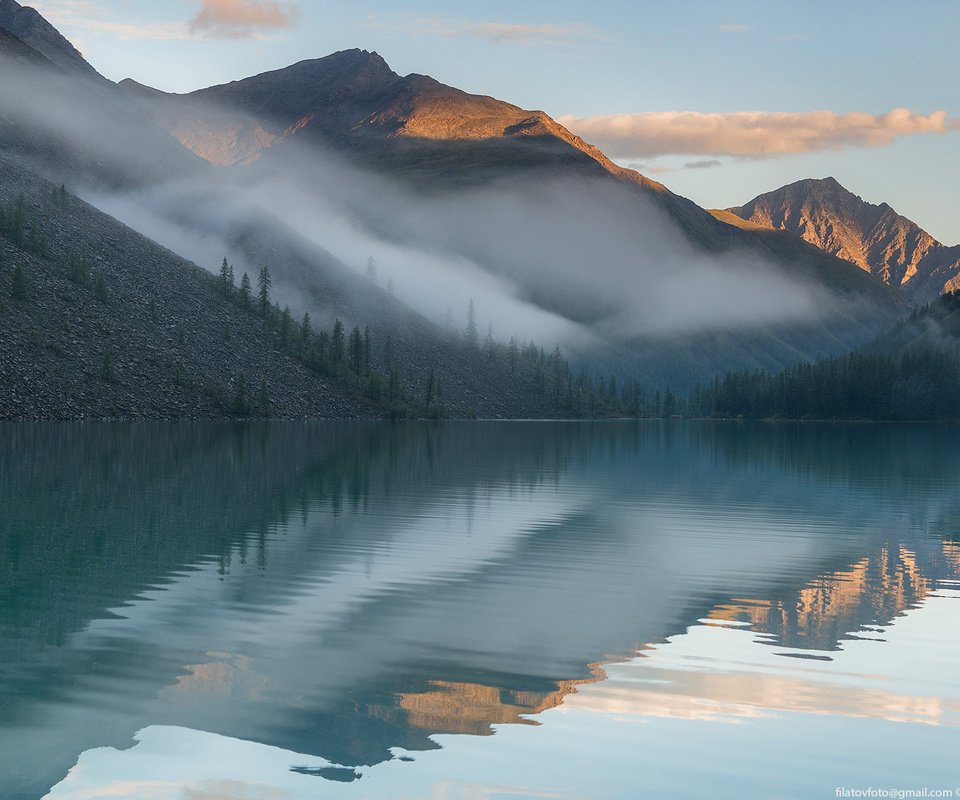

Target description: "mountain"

left=0, top=9, right=916, bottom=416
left=0, top=0, right=100, bottom=78
left=720, top=177, right=960, bottom=302
left=119, top=49, right=657, bottom=183
left=0, top=29, right=594, bottom=419
left=119, top=51, right=908, bottom=375
left=118, top=49, right=730, bottom=245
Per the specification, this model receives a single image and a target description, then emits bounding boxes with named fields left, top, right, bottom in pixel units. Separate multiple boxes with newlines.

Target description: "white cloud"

left=558, top=108, right=957, bottom=159
left=190, top=0, right=300, bottom=39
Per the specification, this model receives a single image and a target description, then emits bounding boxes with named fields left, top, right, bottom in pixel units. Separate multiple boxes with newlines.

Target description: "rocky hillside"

left=722, top=177, right=960, bottom=301
left=0, top=157, right=583, bottom=420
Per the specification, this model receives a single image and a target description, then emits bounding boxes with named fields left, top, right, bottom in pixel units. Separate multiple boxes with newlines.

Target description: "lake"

left=1, top=421, right=958, bottom=799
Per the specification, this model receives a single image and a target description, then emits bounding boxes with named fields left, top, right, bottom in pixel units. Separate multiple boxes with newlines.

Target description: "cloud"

left=367, top=15, right=600, bottom=47
left=718, top=23, right=748, bottom=32
left=683, top=159, right=722, bottom=170
left=558, top=108, right=956, bottom=159
left=190, top=0, right=300, bottom=39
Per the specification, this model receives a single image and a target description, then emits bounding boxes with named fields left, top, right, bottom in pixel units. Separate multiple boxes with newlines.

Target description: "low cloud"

left=558, top=108, right=956, bottom=159
left=683, top=159, right=722, bottom=170
left=368, top=15, right=600, bottom=47
left=190, top=0, right=300, bottom=39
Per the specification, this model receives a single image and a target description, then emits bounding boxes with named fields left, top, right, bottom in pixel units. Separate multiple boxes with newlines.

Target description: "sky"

left=27, top=0, right=960, bottom=243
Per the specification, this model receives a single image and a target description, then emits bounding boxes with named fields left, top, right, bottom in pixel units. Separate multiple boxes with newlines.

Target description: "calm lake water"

left=1, top=421, right=958, bottom=799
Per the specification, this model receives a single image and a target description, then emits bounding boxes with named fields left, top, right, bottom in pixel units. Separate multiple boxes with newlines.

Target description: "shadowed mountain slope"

left=0, top=0, right=100, bottom=78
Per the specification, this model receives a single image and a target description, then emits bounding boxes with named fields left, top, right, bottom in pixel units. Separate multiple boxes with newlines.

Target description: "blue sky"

left=30, top=0, right=960, bottom=242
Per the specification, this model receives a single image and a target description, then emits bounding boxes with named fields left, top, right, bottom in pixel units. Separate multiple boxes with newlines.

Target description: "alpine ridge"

left=722, top=177, right=960, bottom=302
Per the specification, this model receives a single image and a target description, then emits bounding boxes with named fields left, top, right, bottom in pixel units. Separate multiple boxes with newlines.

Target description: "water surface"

left=1, top=421, right=957, bottom=799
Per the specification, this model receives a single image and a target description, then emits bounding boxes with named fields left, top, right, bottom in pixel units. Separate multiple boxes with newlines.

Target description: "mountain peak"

left=725, top=178, right=958, bottom=299
left=0, top=0, right=100, bottom=77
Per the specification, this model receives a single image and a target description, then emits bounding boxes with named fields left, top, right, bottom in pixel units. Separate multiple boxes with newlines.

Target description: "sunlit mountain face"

left=1, top=421, right=958, bottom=799
left=718, top=177, right=960, bottom=301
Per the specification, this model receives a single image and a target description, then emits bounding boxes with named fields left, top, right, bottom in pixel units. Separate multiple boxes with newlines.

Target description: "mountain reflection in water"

left=0, top=421, right=957, bottom=799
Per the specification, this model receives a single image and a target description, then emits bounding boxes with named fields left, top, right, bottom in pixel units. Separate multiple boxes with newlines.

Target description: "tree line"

left=688, top=291, right=960, bottom=421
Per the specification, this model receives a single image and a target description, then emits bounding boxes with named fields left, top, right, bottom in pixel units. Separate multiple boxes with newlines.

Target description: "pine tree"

left=301, top=312, right=312, bottom=347
left=331, top=319, right=345, bottom=363
left=317, top=330, right=329, bottom=367
left=348, top=326, right=363, bottom=373
left=239, top=272, right=252, bottom=309
left=258, top=265, right=271, bottom=316
left=280, top=306, right=291, bottom=347
left=365, top=256, right=377, bottom=284
left=219, top=257, right=232, bottom=296
left=464, top=299, right=478, bottom=349
left=363, top=327, right=371, bottom=375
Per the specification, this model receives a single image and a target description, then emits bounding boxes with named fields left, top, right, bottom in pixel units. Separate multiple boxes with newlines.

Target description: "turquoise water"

left=1, top=421, right=957, bottom=799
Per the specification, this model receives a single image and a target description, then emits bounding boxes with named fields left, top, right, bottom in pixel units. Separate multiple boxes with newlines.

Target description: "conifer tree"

left=465, top=299, right=478, bottom=349
left=332, top=319, right=345, bottom=363
left=219, top=257, right=232, bottom=296
left=348, top=326, right=363, bottom=373
left=280, top=306, right=292, bottom=347
left=363, top=327, right=371, bottom=375
left=239, top=272, right=252, bottom=309
left=258, top=265, right=271, bottom=316
left=301, top=312, right=312, bottom=347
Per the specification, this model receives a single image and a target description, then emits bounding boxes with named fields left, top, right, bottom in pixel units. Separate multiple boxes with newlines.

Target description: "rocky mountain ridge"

left=723, top=177, right=960, bottom=302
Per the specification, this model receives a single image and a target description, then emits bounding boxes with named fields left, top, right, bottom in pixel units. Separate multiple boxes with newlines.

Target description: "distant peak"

left=317, top=47, right=393, bottom=73
left=791, top=176, right=846, bottom=192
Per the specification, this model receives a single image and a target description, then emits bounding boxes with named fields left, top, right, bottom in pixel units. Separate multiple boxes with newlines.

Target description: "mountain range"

left=0, top=0, right=953, bottom=419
